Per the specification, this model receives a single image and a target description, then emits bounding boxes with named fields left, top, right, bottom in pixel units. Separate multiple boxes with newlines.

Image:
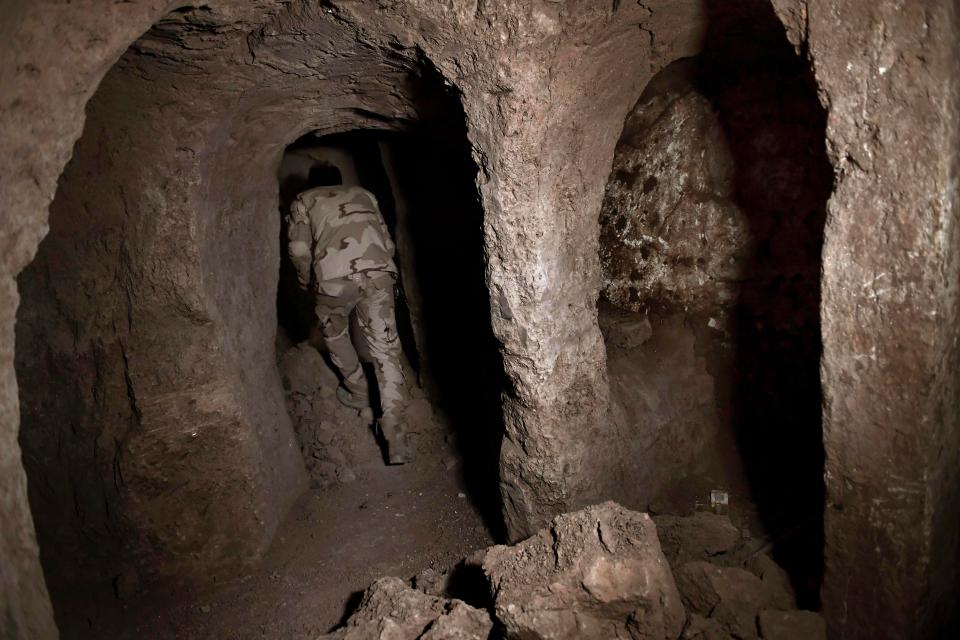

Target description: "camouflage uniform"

left=287, top=185, right=410, bottom=461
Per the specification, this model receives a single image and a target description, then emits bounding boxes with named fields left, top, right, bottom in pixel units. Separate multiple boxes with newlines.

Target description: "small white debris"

left=710, top=490, right=729, bottom=508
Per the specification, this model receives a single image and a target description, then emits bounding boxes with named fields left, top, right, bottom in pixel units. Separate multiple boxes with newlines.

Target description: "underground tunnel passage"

left=273, top=128, right=506, bottom=524
left=13, top=4, right=505, bottom=636
left=3, top=1, right=960, bottom=639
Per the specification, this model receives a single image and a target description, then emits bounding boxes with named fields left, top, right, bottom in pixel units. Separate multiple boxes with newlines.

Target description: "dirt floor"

left=53, top=423, right=495, bottom=640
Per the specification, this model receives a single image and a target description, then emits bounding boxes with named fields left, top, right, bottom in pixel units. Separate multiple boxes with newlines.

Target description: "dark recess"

left=700, top=0, right=833, bottom=608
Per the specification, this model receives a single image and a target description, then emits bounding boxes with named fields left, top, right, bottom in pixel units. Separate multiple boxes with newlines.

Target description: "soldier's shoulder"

left=297, top=185, right=344, bottom=200
left=345, top=185, right=379, bottom=208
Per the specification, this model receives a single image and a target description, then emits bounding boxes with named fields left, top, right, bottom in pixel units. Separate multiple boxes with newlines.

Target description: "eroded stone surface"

left=757, top=609, right=827, bottom=640
left=1, top=1, right=959, bottom=639
left=604, top=310, right=719, bottom=511
left=800, top=0, right=960, bottom=636
left=654, top=512, right=742, bottom=568
left=482, top=501, right=685, bottom=640
left=600, top=59, right=747, bottom=317
left=675, top=561, right=792, bottom=640
left=1, top=3, right=708, bottom=634
left=318, top=577, right=493, bottom=640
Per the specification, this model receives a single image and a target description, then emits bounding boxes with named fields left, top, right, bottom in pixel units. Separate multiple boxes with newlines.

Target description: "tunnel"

left=13, top=4, right=504, bottom=635
left=3, top=1, right=960, bottom=639
left=273, top=127, right=505, bottom=521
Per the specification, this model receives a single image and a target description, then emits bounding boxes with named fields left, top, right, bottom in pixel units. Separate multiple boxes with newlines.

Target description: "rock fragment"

left=745, top=552, right=797, bottom=611
left=654, top=512, right=741, bottom=566
left=682, top=614, right=732, bottom=640
left=279, top=343, right=332, bottom=396
left=319, top=577, right=492, bottom=640
left=482, top=501, right=685, bottom=640
left=675, top=561, right=778, bottom=639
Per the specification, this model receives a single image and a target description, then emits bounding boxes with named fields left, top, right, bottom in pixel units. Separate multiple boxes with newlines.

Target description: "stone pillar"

left=451, top=0, right=658, bottom=540
left=802, top=0, right=960, bottom=635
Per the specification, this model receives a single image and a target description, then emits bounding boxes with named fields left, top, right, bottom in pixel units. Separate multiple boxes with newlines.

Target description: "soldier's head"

left=308, top=164, right=343, bottom=188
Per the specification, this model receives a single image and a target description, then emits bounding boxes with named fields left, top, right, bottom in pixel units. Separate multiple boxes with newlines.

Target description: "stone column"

left=451, top=0, right=656, bottom=539
left=803, top=0, right=960, bottom=635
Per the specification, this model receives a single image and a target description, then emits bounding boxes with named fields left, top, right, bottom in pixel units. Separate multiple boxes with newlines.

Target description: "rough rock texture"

left=482, top=501, right=685, bottom=640
left=2, top=2, right=960, bottom=639
left=600, top=59, right=748, bottom=316
left=776, top=0, right=960, bottom=636
left=471, top=0, right=708, bottom=542
left=675, top=561, right=794, bottom=640
left=275, top=509, right=819, bottom=640
left=655, top=512, right=798, bottom=613
left=598, top=5, right=833, bottom=606
left=653, top=512, right=742, bottom=568
left=318, top=577, right=492, bottom=640
left=279, top=342, right=364, bottom=487
left=0, top=1, right=708, bottom=635
left=469, top=505, right=815, bottom=640
left=278, top=341, right=441, bottom=486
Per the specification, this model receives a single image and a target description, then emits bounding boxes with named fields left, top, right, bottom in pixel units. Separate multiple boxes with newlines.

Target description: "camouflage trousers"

left=314, top=271, right=408, bottom=439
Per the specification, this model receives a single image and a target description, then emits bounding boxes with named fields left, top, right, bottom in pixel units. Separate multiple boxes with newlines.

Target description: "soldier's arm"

left=287, top=197, right=313, bottom=288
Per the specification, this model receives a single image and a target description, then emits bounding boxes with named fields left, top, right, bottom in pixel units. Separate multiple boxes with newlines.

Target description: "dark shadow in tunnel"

left=383, top=123, right=508, bottom=541
left=698, top=0, right=832, bottom=608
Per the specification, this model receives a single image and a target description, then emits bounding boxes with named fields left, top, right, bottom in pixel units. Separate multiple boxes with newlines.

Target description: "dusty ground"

left=52, top=420, right=495, bottom=640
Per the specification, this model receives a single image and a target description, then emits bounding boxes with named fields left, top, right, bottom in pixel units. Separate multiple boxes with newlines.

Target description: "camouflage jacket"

left=287, top=185, right=398, bottom=285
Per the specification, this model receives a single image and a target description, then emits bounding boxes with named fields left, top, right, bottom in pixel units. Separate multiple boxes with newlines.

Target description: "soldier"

left=286, top=164, right=412, bottom=464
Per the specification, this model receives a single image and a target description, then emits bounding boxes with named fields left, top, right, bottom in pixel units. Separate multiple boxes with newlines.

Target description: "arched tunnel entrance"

left=13, top=4, right=504, bottom=637
left=599, top=0, right=832, bottom=609
left=7, top=0, right=960, bottom=638
left=274, top=129, right=506, bottom=513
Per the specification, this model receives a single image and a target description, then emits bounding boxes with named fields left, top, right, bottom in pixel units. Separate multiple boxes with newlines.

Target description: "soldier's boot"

left=336, top=365, right=370, bottom=410
left=380, top=419, right=412, bottom=465
left=336, top=385, right=370, bottom=410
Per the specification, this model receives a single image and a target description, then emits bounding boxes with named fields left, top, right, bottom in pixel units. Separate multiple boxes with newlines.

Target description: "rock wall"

left=455, top=0, right=707, bottom=539
left=600, top=58, right=748, bottom=316
left=598, top=4, right=832, bottom=590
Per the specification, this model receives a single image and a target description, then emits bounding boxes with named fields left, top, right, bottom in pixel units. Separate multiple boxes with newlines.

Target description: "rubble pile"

left=279, top=343, right=364, bottom=486
left=324, top=503, right=827, bottom=639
